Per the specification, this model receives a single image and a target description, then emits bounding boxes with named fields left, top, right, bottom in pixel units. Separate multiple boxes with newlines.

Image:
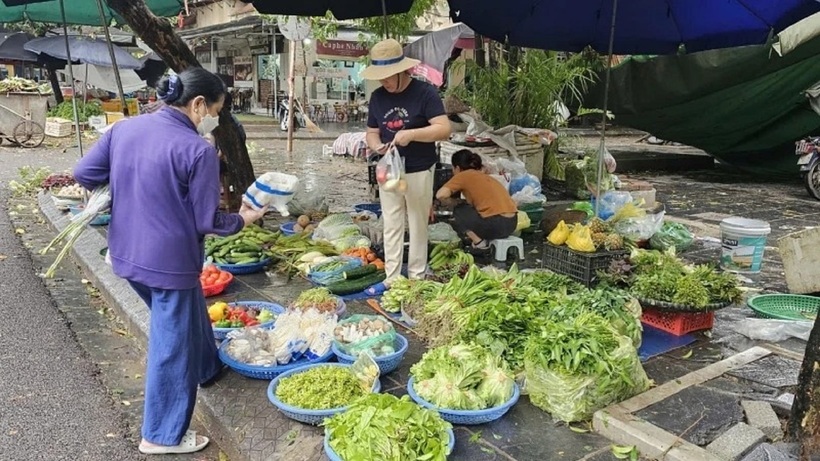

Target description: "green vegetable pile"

left=609, top=248, right=742, bottom=308
left=411, top=343, right=515, bottom=410
left=0, top=77, right=49, bottom=94
left=324, top=393, right=452, bottom=461
left=406, top=265, right=650, bottom=422
left=47, top=101, right=104, bottom=123
left=275, top=365, right=366, bottom=410
left=523, top=312, right=651, bottom=422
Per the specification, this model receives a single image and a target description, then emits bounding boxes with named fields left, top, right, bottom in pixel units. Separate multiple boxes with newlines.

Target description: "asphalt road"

left=0, top=145, right=140, bottom=461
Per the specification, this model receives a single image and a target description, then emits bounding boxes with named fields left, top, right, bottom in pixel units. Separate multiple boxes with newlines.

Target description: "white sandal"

left=138, top=430, right=209, bottom=455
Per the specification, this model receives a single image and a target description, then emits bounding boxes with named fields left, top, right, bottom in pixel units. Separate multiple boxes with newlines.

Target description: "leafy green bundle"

left=324, top=394, right=452, bottom=461
left=411, top=343, right=515, bottom=411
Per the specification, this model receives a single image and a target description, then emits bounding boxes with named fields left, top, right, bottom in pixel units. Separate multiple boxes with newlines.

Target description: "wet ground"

left=6, top=135, right=818, bottom=461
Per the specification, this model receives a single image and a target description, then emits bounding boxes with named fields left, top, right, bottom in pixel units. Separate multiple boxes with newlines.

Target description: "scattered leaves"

left=14, top=228, right=25, bottom=235
left=611, top=444, right=639, bottom=460
left=681, top=350, right=693, bottom=359
left=113, top=328, right=128, bottom=336
left=121, top=400, right=131, bottom=406
left=469, top=431, right=482, bottom=443
left=568, top=423, right=591, bottom=433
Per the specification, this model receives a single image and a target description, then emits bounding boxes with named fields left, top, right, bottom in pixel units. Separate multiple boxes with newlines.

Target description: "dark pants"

left=453, top=203, right=517, bottom=241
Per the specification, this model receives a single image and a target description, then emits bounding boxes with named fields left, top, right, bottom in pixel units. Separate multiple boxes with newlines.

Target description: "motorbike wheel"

left=804, top=163, right=820, bottom=200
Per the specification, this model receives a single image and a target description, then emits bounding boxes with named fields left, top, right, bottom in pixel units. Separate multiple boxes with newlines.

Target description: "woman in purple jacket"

left=74, top=68, right=266, bottom=455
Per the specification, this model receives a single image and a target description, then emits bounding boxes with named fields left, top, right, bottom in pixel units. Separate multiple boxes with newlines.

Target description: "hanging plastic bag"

left=376, top=145, right=406, bottom=193
left=650, top=222, right=695, bottom=252
left=243, top=172, right=299, bottom=216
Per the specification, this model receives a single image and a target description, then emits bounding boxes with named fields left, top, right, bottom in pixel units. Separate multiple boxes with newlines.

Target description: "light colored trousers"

left=380, top=167, right=434, bottom=282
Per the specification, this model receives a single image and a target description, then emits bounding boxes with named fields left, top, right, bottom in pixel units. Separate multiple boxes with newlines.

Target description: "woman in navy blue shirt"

left=362, top=39, right=451, bottom=294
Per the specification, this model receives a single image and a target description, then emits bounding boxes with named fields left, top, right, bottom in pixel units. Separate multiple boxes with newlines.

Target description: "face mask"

left=197, top=113, right=219, bottom=136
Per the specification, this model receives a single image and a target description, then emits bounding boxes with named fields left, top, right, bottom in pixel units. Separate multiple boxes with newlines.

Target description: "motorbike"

left=796, top=136, right=820, bottom=200
left=279, top=99, right=307, bottom=132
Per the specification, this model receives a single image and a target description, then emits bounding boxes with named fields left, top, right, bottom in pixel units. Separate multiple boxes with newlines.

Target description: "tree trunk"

left=475, top=34, right=485, bottom=68
left=45, top=63, right=64, bottom=105
left=104, top=0, right=256, bottom=212
left=789, top=317, right=820, bottom=460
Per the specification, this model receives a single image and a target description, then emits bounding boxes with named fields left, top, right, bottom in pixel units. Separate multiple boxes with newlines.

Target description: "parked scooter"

left=279, top=99, right=307, bottom=132
left=796, top=137, right=820, bottom=200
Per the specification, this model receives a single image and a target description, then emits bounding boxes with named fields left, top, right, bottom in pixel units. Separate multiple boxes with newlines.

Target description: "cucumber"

left=326, top=270, right=386, bottom=295
left=343, top=264, right=377, bottom=280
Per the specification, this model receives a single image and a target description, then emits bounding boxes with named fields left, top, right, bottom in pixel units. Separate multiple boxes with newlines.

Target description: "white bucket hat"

left=360, top=39, right=420, bottom=80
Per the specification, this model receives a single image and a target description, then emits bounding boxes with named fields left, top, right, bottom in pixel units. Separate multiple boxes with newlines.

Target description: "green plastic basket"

left=747, top=294, right=820, bottom=321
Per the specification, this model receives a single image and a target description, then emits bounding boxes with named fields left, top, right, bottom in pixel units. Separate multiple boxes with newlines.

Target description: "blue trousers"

left=129, top=281, right=220, bottom=446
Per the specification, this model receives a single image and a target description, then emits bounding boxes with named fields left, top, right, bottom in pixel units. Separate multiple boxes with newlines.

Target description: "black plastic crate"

left=434, top=163, right=453, bottom=191
left=541, top=243, right=627, bottom=287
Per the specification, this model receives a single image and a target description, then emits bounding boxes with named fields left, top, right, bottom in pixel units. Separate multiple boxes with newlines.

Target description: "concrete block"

left=742, top=400, right=782, bottom=441
left=740, top=443, right=795, bottom=461
left=706, top=423, right=766, bottom=461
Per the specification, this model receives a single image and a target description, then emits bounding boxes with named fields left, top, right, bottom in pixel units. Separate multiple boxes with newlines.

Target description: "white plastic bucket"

left=720, top=217, right=771, bottom=273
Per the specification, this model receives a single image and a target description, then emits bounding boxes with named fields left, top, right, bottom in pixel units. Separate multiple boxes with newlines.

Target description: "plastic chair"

left=489, top=236, right=525, bottom=262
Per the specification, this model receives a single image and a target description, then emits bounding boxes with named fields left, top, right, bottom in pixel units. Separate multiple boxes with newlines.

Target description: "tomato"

left=217, top=273, right=230, bottom=283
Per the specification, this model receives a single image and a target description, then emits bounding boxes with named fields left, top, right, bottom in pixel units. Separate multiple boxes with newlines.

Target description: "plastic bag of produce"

left=308, top=256, right=362, bottom=285
left=594, top=191, right=632, bottom=220
left=243, top=172, right=299, bottom=216
left=511, top=185, right=547, bottom=206
left=334, top=315, right=397, bottom=357
left=515, top=210, right=531, bottom=232
left=376, top=146, right=406, bottom=193
left=524, top=334, right=650, bottom=422
left=650, top=222, right=694, bottom=252
left=428, top=222, right=459, bottom=243
left=509, top=174, right=542, bottom=197
left=614, top=211, right=666, bottom=241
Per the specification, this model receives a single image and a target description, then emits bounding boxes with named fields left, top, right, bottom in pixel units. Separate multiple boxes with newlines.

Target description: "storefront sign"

left=308, top=67, right=349, bottom=79
left=316, top=40, right=368, bottom=58
left=233, top=56, right=253, bottom=88
left=250, top=43, right=271, bottom=55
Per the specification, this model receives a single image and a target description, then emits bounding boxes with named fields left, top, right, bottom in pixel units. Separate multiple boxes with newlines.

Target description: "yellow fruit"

left=547, top=220, right=571, bottom=245
left=208, top=302, right=228, bottom=322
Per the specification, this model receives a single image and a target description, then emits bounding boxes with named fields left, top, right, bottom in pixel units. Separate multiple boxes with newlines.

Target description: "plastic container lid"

left=720, top=217, right=771, bottom=234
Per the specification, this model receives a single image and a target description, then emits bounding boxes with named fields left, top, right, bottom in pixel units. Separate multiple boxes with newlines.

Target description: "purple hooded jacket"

left=74, top=107, right=244, bottom=290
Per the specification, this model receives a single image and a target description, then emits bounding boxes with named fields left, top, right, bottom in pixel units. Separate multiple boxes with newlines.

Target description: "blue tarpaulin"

left=447, top=0, right=820, bottom=54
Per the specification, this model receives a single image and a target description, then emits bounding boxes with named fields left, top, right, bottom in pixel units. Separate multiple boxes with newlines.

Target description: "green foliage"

left=8, top=166, right=51, bottom=197
left=261, top=0, right=437, bottom=50
left=449, top=49, right=597, bottom=129
left=48, top=101, right=104, bottom=123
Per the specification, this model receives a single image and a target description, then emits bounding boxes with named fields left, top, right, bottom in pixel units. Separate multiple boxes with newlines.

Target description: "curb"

left=37, top=192, right=247, bottom=461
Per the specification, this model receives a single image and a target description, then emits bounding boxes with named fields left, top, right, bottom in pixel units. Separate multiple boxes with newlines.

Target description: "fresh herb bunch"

left=324, top=393, right=452, bottom=461
left=275, top=365, right=366, bottom=410
left=611, top=248, right=741, bottom=308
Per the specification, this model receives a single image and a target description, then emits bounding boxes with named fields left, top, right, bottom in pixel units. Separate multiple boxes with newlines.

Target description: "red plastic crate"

left=641, top=308, right=715, bottom=336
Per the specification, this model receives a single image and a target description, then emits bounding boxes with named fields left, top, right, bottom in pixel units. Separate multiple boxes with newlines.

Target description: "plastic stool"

left=489, top=236, right=525, bottom=262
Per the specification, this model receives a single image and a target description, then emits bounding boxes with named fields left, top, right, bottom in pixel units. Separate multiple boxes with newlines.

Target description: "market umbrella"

left=446, top=0, right=820, bottom=55
left=24, top=36, right=143, bottom=69
left=0, top=32, right=38, bottom=62
left=59, top=64, right=146, bottom=94
left=403, top=22, right=473, bottom=87
left=0, top=0, right=182, bottom=24
left=241, top=0, right=413, bottom=20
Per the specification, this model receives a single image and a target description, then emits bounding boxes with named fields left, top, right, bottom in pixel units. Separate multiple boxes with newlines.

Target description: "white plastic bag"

left=733, top=318, right=813, bottom=342
left=376, top=146, right=406, bottom=192
left=613, top=211, right=666, bottom=241
left=511, top=185, right=547, bottom=206
left=243, top=172, right=299, bottom=216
